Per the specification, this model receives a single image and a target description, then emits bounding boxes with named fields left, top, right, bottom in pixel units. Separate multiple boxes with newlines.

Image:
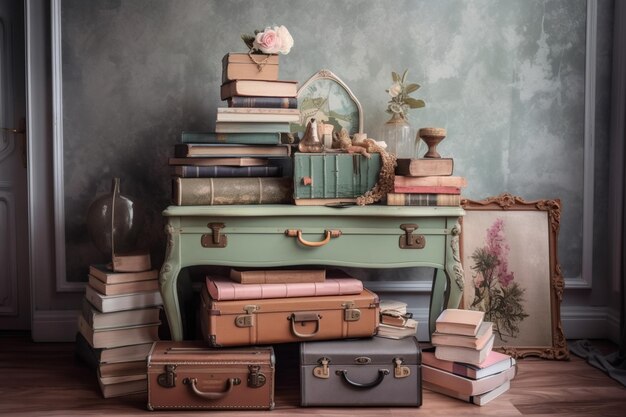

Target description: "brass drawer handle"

left=284, top=229, right=342, bottom=247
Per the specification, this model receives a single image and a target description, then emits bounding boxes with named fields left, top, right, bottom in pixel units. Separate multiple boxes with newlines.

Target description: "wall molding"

left=31, top=310, right=78, bottom=342
left=0, top=185, right=17, bottom=315
left=50, top=0, right=79, bottom=292
left=567, top=0, right=597, bottom=289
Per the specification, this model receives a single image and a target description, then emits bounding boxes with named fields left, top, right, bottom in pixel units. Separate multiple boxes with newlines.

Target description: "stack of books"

left=169, top=54, right=298, bottom=206
left=376, top=299, right=418, bottom=339
left=75, top=254, right=163, bottom=398
left=422, top=309, right=517, bottom=405
left=387, top=158, right=466, bottom=206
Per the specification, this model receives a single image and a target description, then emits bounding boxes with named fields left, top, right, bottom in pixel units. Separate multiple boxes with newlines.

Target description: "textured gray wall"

left=60, top=0, right=609, bottom=286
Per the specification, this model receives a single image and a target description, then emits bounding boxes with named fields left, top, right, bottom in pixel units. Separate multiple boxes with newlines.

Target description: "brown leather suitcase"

left=146, top=341, right=275, bottom=410
left=200, top=286, right=379, bottom=347
left=300, top=336, right=422, bottom=406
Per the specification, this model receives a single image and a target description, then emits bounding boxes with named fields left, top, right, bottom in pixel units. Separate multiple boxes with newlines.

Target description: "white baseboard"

left=31, top=310, right=78, bottom=342
left=607, top=307, right=621, bottom=344
left=560, top=306, right=610, bottom=340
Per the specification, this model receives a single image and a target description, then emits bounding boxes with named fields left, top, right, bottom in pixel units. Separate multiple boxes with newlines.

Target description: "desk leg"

left=159, top=223, right=184, bottom=341
left=428, top=220, right=465, bottom=337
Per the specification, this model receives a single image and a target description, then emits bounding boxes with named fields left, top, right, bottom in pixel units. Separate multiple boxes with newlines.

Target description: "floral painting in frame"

left=460, top=193, right=569, bottom=360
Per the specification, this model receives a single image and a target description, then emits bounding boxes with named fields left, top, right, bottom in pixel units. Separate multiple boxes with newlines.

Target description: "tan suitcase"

left=200, top=286, right=379, bottom=347
left=147, top=341, right=275, bottom=410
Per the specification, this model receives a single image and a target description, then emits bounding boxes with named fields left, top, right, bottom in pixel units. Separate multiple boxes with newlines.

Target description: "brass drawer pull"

left=284, top=229, right=342, bottom=247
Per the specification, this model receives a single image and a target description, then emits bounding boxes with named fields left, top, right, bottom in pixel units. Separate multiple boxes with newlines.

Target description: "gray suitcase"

left=300, top=336, right=422, bottom=407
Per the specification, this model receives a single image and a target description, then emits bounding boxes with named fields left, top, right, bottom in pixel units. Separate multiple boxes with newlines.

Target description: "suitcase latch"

left=342, top=302, right=361, bottom=322
left=313, top=357, right=331, bottom=379
left=394, top=358, right=411, bottom=378
left=235, top=305, right=259, bottom=327
left=201, top=222, right=227, bottom=248
left=157, top=364, right=177, bottom=388
left=248, top=365, right=267, bottom=388
left=399, top=224, right=425, bottom=249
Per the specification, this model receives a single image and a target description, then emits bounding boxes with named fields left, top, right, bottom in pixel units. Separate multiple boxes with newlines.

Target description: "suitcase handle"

left=285, top=229, right=342, bottom=247
left=183, top=377, right=240, bottom=400
left=289, top=312, right=321, bottom=338
left=336, top=369, right=390, bottom=389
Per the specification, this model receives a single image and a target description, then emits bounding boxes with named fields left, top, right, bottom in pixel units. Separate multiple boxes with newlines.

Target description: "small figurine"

left=331, top=128, right=371, bottom=158
left=298, top=118, right=324, bottom=153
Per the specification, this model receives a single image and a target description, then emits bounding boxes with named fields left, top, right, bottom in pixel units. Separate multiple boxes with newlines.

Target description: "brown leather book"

left=229, top=268, right=326, bottom=284
left=395, top=158, right=454, bottom=176
left=220, top=79, right=298, bottom=100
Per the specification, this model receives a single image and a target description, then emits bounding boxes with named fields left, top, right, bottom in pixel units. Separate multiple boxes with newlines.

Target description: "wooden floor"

left=1, top=332, right=625, bottom=417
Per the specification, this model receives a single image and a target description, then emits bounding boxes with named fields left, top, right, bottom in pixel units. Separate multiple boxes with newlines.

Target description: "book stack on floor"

left=387, top=158, right=466, bottom=206
left=75, top=253, right=163, bottom=398
left=170, top=53, right=298, bottom=206
left=376, top=299, right=418, bottom=339
left=423, top=308, right=517, bottom=405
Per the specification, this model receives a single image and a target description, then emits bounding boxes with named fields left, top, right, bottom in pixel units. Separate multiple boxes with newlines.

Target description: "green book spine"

left=181, top=131, right=281, bottom=145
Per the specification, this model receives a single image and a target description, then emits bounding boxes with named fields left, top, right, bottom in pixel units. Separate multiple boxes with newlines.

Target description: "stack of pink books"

left=424, top=309, right=517, bottom=406
left=206, top=274, right=363, bottom=301
left=204, top=268, right=364, bottom=301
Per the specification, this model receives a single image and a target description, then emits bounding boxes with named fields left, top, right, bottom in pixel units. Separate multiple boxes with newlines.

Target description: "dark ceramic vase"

left=86, top=178, right=145, bottom=256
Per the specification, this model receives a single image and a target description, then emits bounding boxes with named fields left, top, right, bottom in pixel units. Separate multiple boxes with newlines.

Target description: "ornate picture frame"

left=291, top=69, right=363, bottom=139
left=460, top=193, right=569, bottom=360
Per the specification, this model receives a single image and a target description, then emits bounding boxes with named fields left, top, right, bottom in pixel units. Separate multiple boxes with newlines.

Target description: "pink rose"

left=253, top=27, right=282, bottom=54
left=275, top=25, right=294, bottom=54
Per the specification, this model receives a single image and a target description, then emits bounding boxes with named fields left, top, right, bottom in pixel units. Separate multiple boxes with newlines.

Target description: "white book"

left=424, top=380, right=511, bottom=406
left=81, top=299, right=161, bottom=330
left=215, top=112, right=300, bottom=123
left=85, top=285, right=162, bottom=313
left=435, top=334, right=495, bottom=365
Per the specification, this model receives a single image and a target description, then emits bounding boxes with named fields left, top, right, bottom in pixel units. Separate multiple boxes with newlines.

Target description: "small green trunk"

left=293, top=153, right=381, bottom=199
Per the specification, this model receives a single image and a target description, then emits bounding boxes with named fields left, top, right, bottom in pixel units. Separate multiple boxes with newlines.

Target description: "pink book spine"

left=393, top=185, right=461, bottom=194
left=206, top=277, right=363, bottom=301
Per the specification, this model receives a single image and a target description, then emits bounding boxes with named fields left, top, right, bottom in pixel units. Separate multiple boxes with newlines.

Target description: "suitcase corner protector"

left=146, top=403, right=154, bottom=411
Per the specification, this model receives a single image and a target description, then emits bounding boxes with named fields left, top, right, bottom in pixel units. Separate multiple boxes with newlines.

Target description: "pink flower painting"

left=469, top=218, right=528, bottom=341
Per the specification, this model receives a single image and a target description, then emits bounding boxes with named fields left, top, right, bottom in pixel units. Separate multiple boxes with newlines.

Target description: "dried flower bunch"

left=242, top=25, right=294, bottom=55
left=469, top=218, right=529, bottom=342
left=386, top=70, right=425, bottom=119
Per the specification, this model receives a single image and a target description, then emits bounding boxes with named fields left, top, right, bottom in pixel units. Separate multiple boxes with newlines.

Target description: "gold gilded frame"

left=460, top=193, right=569, bottom=360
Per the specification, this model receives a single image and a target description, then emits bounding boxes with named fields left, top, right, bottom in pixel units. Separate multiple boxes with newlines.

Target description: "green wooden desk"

left=160, top=205, right=465, bottom=341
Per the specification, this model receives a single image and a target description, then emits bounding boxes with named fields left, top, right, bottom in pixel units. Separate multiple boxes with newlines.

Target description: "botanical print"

left=468, top=218, right=529, bottom=342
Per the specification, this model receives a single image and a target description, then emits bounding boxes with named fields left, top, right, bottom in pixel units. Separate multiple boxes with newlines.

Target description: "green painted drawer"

left=293, top=153, right=381, bottom=199
left=176, top=214, right=450, bottom=268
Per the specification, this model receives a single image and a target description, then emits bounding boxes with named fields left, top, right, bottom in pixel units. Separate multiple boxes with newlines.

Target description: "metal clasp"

left=393, top=358, right=411, bottom=378
left=248, top=365, right=267, bottom=388
left=157, top=364, right=177, bottom=388
left=235, top=305, right=259, bottom=328
left=201, top=222, right=227, bottom=248
left=342, top=301, right=361, bottom=322
left=399, top=224, right=425, bottom=249
left=313, top=357, right=331, bottom=379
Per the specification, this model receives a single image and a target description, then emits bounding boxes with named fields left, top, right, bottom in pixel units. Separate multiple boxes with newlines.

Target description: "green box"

left=293, top=153, right=381, bottom=199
